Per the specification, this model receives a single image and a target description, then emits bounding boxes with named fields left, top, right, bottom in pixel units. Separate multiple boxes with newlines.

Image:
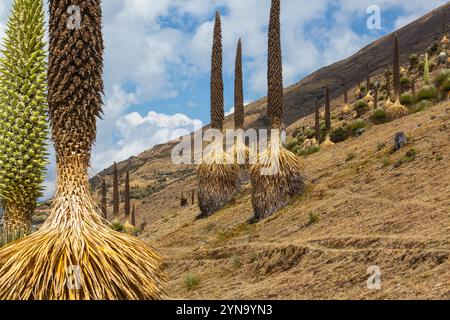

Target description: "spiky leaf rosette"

left=211, top=11, right=224, bottom=131
left=234, top=38, right=244, bottom=129
left=250, top=147, right=305, bottom=221
left=197, top=142, right=239, bottom=218
left=0, top=156, right=165, bottom=299
left=267, top=0, right=283, bottom=130
left=0, top=0, right=48, bottom=233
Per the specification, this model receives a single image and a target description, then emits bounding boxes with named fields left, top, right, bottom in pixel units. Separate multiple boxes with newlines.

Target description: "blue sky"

left=0, top=0, right=446, bottom=198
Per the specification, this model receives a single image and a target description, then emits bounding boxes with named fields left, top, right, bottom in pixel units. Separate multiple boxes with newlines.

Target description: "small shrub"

left=296, top=145, right=320, bottom=157
left=436, top=154, right=443, bottom=161
left=308, top=212, right=319, bottom=225
left=377, top=142, right=386, bottom=151
left=434, top=69, right=450, bottom=100
left=370, top=108, right=387, bottom=124
left=184, top=273, right=200, bottom=291
left=409, top=53, right=419, bottom=66
left=346, top=152, right=355, bottom=162
left=400, top=93, right=414, bottom=106
left=405, top=148, right=417, bottom=158
left=382, top=156, right=390, bottom=167
left=111, top=220, right=124, bottom=232
left=400, top=76, right=411, bottom=86
left=345, top=119, right=367, bottom=136
left=232, top=256, right=242, bottom=268
left=353, top=99, right=369, bottom=116
left=416, top=85, right=437, bottom=101
left=394, top=148, right=417, bottom=168
left=411, top=99, right=433, bottom=113
left=286, top=138, right=301, bottom=152
left=427, top=41, right=439, bottom=56
left=330, top=127, right=348, bottom=143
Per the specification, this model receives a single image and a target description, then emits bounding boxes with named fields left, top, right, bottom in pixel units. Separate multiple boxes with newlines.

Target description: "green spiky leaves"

left=0, top=0, right=48, bottom=222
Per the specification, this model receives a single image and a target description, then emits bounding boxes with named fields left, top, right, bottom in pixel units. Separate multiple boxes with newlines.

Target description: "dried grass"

left=197, top=143, right=239, bottom=218
left=0, top=156, right=165, bottom=300
left=250, top=146, right=305, bottom=221
left=320, top=136, right=335, bottom=149
left=387, top=99, right=409, bottom=119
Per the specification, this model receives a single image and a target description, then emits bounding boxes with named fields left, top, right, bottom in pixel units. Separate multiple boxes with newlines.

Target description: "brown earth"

left=88, top=3, right=450, bottom=300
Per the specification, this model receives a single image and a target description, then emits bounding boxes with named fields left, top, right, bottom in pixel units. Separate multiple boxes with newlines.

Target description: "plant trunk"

left=314, top=99, right=321, bottom=143
left=393, top=36, right=400, bottom=100
left=113, top=162, right=119, bottom=216
left=124, top=171, right=130, bottom=216
left=325, top=87, right=331, bottom=132
left=101, top=178, right=107, bottom=219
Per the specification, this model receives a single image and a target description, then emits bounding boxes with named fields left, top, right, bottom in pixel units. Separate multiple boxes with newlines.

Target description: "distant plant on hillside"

left=325, top=87, right=331, bottom=132
left=385, top=67, right=392, bottom=100
left=124, top=171, right=130, bottom=217
left=101, top=178, right=107, bottom=219
left=184, top=273, right=200, bottom=291
left=353, top=99, right=369, bottom=116
left=370, top=108, right=388, bottom=124
left=434, top=69, right=450, bottom=100
left=393, top=36, right=401, bottom=100
left=113, top=162, right=119, bottom=216
left=409, top=53, right=419, bottom=68
left=416, top=85, right=437, bottom=101
left=400, top=93, right=414, bottom=106
left=424, top=53, right=431, bottom=85
left=411, top=99, right=433, bottom=113
left=314, top=99, right=321, bottom=143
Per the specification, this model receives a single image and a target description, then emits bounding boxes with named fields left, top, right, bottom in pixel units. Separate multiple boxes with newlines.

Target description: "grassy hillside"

left=138, top=101, right=449, bottom=299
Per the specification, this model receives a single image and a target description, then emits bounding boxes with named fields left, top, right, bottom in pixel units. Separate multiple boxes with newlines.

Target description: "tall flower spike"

left=211, top=11, right=224, bottom=131
left=393, top=35, right=400, bottom=100
left=267, top=0, right=284, bottom=130
left=234, top=38, right=244, bottom=130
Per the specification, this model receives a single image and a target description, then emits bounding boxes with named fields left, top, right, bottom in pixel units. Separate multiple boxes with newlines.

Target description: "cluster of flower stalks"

left=198, top=0, right=306, bottom=222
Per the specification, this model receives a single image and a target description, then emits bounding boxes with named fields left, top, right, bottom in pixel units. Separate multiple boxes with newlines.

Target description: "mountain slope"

left=89, top=3, right=450, bottom=299
left=144, top=101, right=450, bottom=299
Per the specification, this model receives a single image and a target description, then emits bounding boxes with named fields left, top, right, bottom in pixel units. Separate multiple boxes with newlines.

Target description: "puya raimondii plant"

left=0, top=0, right=48, bottom=235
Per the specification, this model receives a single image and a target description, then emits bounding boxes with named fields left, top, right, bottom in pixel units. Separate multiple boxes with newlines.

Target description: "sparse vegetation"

left=400, top=93, right=414, bottom=106
left=184, top=273, right=200, bottom=291
left=346, top=153, right=355, bottom=162
left=295, top=145, right=320, bottom=157
left=232, top=256, right=242, bottom=268
left=308, top=212, right=319, bottom=225
left=416, top=85, right=437, bottom=101
left=394, top=148, right=418, bottom=167
left=353, top=99, right=369, bottom=116
left=411, top=99, right=433, bottom=113
left=370, top=108, right=388, bottom=124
